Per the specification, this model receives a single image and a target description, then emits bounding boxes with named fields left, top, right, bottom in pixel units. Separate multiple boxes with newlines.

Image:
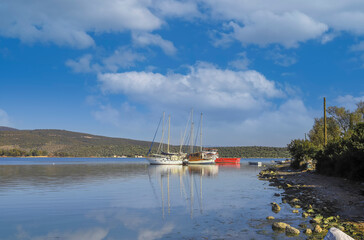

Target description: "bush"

left=316, top=123, right=364, bottom=180
left=287, top=139, right=320, bottom=169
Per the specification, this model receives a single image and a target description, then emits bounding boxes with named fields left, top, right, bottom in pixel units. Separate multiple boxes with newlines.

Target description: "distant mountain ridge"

left=0, top=127, right=290, bottom=158
left=0, top=126, right=18, bottom=131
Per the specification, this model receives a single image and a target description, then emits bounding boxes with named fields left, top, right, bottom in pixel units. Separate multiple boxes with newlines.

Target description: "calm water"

left=0, top=158, right=308, bottom=240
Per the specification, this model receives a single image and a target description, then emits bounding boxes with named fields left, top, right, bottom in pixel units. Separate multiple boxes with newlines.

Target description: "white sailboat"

left=147, top=113, right=187, bottom=165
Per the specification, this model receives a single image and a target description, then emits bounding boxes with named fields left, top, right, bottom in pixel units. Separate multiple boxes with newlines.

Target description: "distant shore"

left=259, top=164, right=364, bottom=239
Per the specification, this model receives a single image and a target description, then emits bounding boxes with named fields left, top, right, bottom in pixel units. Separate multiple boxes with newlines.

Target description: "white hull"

left=147, top=157, right=184, bottom=165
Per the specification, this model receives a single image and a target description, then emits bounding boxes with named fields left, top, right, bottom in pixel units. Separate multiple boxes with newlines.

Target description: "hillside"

left=0, top=126, right=18, bottom=131
left=0, top=128, right=290, bottom=158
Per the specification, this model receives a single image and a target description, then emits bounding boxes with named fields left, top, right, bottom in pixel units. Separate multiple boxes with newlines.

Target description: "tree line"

left=288, top=101, right=364, bottom=180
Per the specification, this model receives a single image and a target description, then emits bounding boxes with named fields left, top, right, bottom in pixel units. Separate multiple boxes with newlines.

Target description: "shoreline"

left=259, top=164, right=364, bottom=239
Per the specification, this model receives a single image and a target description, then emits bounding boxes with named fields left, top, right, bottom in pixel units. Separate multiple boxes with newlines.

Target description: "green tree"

left=287, top=139, right=320, bottom=169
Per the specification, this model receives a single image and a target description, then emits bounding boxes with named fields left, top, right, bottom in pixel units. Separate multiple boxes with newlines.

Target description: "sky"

left=0, top=0, right=364, bottom=147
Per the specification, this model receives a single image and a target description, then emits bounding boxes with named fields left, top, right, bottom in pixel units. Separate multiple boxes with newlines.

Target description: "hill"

left=0, top=126, right=18, bottom=131
left=0, top=128, right=290, bottom=158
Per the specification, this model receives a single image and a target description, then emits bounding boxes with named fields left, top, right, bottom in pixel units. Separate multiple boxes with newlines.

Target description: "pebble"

left=271, top=202, right=281, bottom=213
left=314, top=225, right=323, bottom=233
left=304, top=228, right=312, bottom=235
left=266, top=216, right=275, bottom=220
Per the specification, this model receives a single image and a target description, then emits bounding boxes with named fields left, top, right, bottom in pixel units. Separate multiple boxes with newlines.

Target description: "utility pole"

left=324, top=97, right=327, bottom=146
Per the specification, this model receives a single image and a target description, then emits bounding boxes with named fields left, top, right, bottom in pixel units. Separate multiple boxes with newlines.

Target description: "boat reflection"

left=147, top=164, right=220, bottom=219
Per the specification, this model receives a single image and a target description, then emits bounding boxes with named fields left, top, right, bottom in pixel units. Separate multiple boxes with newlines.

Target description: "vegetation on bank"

left=0, top=129, right=290, bottom=158
left=288, top=101, right=364, bottom=180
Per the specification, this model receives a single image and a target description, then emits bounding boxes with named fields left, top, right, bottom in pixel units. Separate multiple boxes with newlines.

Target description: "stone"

left=307, top=209, right=315, bottom=214
left=292, top=210, right=299, bottom=213
left=274, top=193, right=280, bottom=197
left=291, top=198, right=300, bottom=203
left=302, top=212, right=309, bottom=218
left=294, top=205, right=301, bottom=208
left=272, top=222, right=289, bottom=231
left=304, top=228, right=312, bottom=235
left=266, top=216, right=275, bottom=220
left=271, top=202, right=281, bottom=213
left=324, top=227, right=354, bottom=240
left=286, top=226, right=300, bottom=235
left=314, top=225, right=323, bottom=233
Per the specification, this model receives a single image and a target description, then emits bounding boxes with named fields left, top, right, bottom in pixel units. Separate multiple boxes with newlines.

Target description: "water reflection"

left=0, top=163, right=148, bottom=189
left=0, top=159, right=300, bottom=240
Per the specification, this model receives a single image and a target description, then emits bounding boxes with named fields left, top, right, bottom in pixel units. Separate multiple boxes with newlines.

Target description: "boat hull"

left=188, top=159, right=215, bottom=164
left=147, top=157, right=184, bottom=165
left=215, top=158, right=240, bottom=164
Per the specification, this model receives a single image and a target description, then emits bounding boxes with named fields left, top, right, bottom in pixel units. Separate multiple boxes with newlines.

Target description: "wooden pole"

left=324, top=97, right=327, bottom=146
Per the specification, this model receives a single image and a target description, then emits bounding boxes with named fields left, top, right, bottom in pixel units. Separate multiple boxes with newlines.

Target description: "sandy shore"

left=259, top=164, right=364, bottom=239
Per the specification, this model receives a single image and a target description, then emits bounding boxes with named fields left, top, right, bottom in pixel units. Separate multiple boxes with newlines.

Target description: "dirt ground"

left=276, top=166, right=364, bottom=222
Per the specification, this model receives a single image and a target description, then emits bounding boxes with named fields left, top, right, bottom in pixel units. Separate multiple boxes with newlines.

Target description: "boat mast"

left=157, top=112, right=165, bottom=153
left=167, top=115, right=170, bottom=153
left=200, top=113, right=203, bottom=152
left=190, top=110, right=194, bottom=153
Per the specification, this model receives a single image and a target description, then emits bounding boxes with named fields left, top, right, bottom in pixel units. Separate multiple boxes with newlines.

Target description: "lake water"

left=0, top=158, right=307, bottom=240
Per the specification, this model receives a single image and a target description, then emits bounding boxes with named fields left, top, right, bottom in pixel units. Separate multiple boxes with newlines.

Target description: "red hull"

left=215, top=158, right=241, bottom=164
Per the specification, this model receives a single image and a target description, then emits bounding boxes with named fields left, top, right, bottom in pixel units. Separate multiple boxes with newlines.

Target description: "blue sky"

left=0, top=0, right=363, bottom=147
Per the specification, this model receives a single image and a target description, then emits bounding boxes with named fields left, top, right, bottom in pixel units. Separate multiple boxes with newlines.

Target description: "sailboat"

left=147, top=113, right=188, bottom=165
left=188, top=113, right=219, bottom=164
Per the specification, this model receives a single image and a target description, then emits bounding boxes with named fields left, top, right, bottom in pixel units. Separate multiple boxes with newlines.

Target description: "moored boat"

left=146, top=113, right=187, bottom=165
left=188, top=149, right=218, bottom=164
left=249, top=161, right=262, bottom=166
left=215, top=157, right=240, bottom=164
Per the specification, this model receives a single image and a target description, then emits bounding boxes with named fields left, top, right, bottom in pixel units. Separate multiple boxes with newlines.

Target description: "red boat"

left=215, top=158, right=241, bottom=164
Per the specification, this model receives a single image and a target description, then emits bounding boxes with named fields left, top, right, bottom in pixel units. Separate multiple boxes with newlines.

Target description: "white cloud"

left=0, top=109, right=10, bottom=126
left=153, top=0, right=200, bottom=18
left=102, top=47, right=145, bottom=72
left=66, top=47, right=145, bottom=73
left=66, top=54, right=95, bottom=73
left=225, top=11, right=328, bottom=48
left=98, top=63, right=283, bottom=111
left=266, top=49, right=297, bottom=67
left=204, top=0, right=364, bottom=47
left=336, top=95, right=364, bottom=111
left=132, top=32, right=177, bottom=56
left=350, top=41, right=364, bottom=51
left=208, top=99, right=313, bottom=146
left=321, top=32, right=339, bottom=44
left=0, top=0, right=162, bottom=48
left=228, top=52, right=250, bottom=70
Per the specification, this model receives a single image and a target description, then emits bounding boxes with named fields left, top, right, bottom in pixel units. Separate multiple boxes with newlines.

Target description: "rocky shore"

left=259, top=163, right=364, bottom=239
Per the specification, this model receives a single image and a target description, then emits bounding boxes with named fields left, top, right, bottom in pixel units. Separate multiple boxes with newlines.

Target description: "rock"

left=292, top=210, right=299, bottom=213
left=286, top=183, right=292, bottom=188
left=324, top=227, right=354, bottom=240
left=272, top=222, right=289, bottom=231
left=314, top=225, right=323, bottom=233
left=307, top=209, right=315, bottom=214
left=274, top=193, right=280, bottom=197
left=271, top=202, right=281, bottom=213
left=286, top=226, right=300, bottom=235
left=291, top=198, right=300, bottom=203
left=294, top=205, right=301, bottom=208
left=302, top=212, right=309, bottom=218
left=304, top=228, right=312, bottom=235
left=266, top=216, right=275, bottom=220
